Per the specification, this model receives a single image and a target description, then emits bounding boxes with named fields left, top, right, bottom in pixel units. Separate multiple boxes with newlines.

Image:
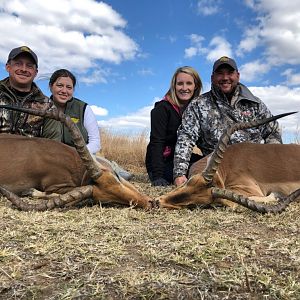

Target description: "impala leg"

left=21, top=188, right=60, bottom=198
left=64, top=197, right=95, bottom=208
left=249, top=193, right=279, bottom=203
left=216, top=192, right=277, bottom=208
left=0, top=185, right=94, bottom=211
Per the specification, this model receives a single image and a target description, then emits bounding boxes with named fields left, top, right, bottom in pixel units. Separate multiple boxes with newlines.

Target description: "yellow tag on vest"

left=71, top=117, right=79, bottom=124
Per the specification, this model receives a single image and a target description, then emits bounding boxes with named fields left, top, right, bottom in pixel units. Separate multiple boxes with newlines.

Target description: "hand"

left=151, top=178, right=170, bottom=186
left=174, top=175, right=187, bottom=187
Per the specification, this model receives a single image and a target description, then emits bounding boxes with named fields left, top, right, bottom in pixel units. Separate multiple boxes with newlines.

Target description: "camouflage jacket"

left=0, top=77, right=61, bottom=140
left=173, top=83, right=282, bottom=179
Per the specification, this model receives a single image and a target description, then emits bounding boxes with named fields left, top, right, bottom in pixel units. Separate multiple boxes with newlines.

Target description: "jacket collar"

left=0, top=77, right=44, bottom=101
left=211, top=82, right=260, bottom=106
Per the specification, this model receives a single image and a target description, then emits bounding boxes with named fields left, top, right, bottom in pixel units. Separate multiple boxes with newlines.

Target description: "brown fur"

left=0, top=134, right=151, bottom=208
left=159, top=143, right=300, bottom=209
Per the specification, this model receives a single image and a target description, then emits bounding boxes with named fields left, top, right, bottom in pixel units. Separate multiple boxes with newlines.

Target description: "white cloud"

left=98, top=105, right=152, bottom=131
left=206, top=36, right=232, bottom=62
left=79, top=69, right=110, bottom=85
left=239, top=60, right=271, bottom=82
left=189, top=34, right=205, bottom=44
left=244, top=0, right=256, bottom=9
left=237, top=27, right=261, bottom=57
left=281, top=69, right=300, bottom=86
left=238, top=0, right=300, bottom=66
left=184, top=34, right=206, bottom=58
left=249, top=85, right=300, bottom=135
left=137, top=68, right=155, bottom=76
left=90, top=105, right=108, bottom=117
left=184, top=34, right=232, bottom=65
left=184, top=47, right=199, bottom=59
left=197, top=0, right=221, bottom=16
left=0, top=0, right=139, bottom=80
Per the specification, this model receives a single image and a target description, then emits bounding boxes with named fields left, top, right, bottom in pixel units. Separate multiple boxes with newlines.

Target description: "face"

left=175, top=72, right=196, bottom=104
left=50, top=76, right=74, bottom=107
left=5, top=53, right=38, bottom=92
left=211, top=66, right=240, bottom=95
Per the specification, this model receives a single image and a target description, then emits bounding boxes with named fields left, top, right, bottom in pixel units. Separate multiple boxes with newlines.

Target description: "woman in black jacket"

left=145, top=66, right=203, bottom=186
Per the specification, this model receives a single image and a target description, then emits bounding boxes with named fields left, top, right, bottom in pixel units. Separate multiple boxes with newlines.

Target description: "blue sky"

left=0, top=0, right=300, bottom=142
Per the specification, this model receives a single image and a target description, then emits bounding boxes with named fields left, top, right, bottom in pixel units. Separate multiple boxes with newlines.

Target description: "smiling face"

left=175, top=72, right=196, bottom=104
left=211, top=65, right=240, bottom=96
left=50, top=76, right=74, bottom=108
left=5, top=53, right=38, bottom=92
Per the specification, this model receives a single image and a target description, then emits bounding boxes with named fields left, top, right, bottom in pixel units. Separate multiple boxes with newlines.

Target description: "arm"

left=173, top=100, right=201, bottom=181
left=147, top=104, right=169, bottom=180
left=83, top=105, right=101, bottom=154
left=257, top=100, right=282, bottom=144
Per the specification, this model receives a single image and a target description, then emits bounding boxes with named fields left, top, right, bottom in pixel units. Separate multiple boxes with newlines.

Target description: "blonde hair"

left=166, top=66, right=202, bottom=107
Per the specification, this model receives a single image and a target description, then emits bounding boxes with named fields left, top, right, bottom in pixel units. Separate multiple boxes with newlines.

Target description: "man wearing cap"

left=0, top=46, right=61, bottom=139
left=173, top=56, right=282, bottom=186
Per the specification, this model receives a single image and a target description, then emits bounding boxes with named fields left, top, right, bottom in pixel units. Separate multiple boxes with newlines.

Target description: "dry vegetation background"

left=99, top=128, right=148, bottom=173
left=1, top=129, right=300, bottom=300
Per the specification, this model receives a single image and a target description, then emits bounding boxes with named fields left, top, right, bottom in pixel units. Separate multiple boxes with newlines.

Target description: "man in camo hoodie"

left=0, top=46, right=61, bottom=139
left=173, top=56, right=282, bottom=186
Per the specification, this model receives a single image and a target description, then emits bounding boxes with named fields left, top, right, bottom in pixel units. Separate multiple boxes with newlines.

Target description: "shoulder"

left=67, top=98, right=88, bottom=112
left=191, top=91, right=212, bottom=103
left=187, top=92, right=212, bottom=109
left=0, top=77, right=9, bottom=87
left=151, top=100, right=172, bottom=113
left=31, top=82, right=50, bottom=103
left=0, top=79, right=7, bottom=92
left=84, top=105, right=95, bottom=116
left=72, top=97, right=88, bottom=106
left=238, top=83, right=261, bottom=104
left=153, top=99, right=170, bottom=108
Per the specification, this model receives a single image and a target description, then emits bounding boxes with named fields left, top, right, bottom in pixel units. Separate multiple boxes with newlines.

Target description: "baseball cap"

left=213, top=56, right=237, bottom=72
left=7, top=46, right=38, bottom=67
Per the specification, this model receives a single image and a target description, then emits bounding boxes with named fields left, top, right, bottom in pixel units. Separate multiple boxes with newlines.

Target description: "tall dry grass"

left=98, top=128, right=149, bottom=173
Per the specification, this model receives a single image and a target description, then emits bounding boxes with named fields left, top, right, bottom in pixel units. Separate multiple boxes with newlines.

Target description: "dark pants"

left=148, top=153, right=203, bottom=184
left=147, top=161, right=173, bottom=184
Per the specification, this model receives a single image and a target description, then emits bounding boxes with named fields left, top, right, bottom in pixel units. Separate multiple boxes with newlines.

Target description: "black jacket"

left=145, top=99, right=182, bottom=180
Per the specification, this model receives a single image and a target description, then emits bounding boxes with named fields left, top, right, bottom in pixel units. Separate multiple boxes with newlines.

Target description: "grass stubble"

left=0, top=130, right=300, bottom=300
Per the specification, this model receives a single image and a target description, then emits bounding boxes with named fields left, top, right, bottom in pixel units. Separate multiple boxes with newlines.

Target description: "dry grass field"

left=1, top=130, right=300, bottom=300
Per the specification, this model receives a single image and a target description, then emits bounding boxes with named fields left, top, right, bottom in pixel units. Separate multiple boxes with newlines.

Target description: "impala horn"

left=202, top=111, right=297, bottom=183
left=211, top=187, right=300, bottom=214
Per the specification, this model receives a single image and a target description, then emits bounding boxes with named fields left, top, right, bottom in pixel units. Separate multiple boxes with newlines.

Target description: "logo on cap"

left=20, top=46, right=32, bottom=53
left=219, top=56, right=230, bottom=62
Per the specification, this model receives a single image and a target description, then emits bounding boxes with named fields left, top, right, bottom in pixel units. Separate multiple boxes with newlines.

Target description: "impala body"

left=159, top=143, right=300, bottom=209
left=158, top=112, right=300, bottom=213
left=0, top=106, right=151, bottom=211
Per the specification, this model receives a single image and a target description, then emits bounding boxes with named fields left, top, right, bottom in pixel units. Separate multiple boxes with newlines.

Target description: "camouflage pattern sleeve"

left=173, top=99, right=202, bottom=179
left=257, top=99, right=282, bottom=144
